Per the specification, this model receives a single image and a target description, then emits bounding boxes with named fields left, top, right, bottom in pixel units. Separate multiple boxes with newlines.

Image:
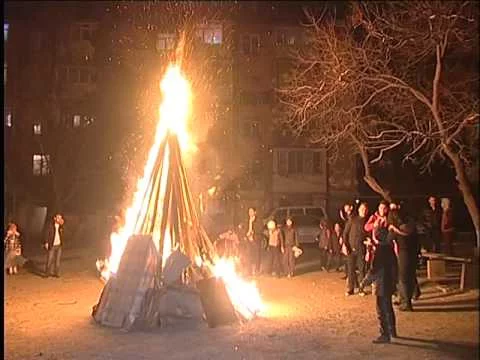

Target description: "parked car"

left=264, top=206, right=327, bottom=244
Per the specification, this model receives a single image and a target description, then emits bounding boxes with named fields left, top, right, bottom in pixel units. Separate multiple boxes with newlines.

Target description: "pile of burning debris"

left=93, top=236, right=254, bottom=331
left=92, top=64, right=263, bottom=332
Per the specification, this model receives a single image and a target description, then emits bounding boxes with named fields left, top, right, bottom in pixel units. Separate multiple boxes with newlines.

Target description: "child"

left=4, top=223, right=22, bottom=275
left=359, top=227, right=398, bottom=343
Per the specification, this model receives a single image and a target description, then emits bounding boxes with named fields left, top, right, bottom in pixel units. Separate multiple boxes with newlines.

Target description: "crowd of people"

left=214, top=207, right=303, bottom=278
left=212, top=196, right=457, bottom=343
left=5, top=197, right=458, bottom=343
left=333, top=195, right=456, bottom=343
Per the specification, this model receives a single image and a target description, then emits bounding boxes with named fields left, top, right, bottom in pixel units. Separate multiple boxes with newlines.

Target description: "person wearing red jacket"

left=364, top=201, right=389, bottom=272
left=364, top=201, right=389, bottom=238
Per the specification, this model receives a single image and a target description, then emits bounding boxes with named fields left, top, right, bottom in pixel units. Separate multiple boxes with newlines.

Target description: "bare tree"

left=278, top=6, right=396, bottom=201
left=280, top=2, right=479, bottom=242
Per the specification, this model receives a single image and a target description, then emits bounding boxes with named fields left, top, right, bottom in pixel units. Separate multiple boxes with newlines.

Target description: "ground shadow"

left=391, top=336, right=478, bottom=359
left=23, top=260, right=46, bottom=277
left=294, top=263, right=323, bottom=276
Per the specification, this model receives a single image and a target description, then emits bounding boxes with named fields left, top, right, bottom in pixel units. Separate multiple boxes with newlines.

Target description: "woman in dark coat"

left=283, top=217, right=299, bottom=277
left=327, top=222, right=343, bottom=272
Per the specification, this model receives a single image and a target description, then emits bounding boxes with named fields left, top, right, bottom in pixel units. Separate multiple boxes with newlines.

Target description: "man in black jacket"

left=246, top=207, right=264, bottom=276
left=44, top=213, right=65, bottom=278
left=343, top=202, right=368, bottom=296
left=360, top=227, right=398, bottom=343
left=389, top=208, right=419, bottom=311
left=422, top=196, right=442, bottom=252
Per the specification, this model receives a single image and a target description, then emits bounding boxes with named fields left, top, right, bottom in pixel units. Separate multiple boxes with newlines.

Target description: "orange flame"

left=97, top=62, right=264, bottom=320
left=100, top=64, right=192, bottom=280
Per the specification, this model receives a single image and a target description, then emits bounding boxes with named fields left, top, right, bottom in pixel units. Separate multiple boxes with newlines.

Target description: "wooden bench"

left=421, top=252, right=478, bottom=291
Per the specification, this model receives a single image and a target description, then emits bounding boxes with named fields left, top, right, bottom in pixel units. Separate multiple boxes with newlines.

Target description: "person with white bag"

left=282, top=217, right=301, bottom=278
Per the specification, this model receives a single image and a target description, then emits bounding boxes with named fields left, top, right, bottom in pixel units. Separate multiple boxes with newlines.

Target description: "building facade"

left=4, top=3, right=358, bottom=227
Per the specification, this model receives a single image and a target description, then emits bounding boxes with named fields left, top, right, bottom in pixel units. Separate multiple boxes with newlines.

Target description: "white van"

left=264, top=206, right=327, bottom=244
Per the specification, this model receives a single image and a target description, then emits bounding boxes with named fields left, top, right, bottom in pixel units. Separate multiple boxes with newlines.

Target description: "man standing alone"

left=44, top=214, right=65, bottom=278
left=246, top=207, right=264, bottom=276
left=343, top=202, right=368, bottom=296
left=423, top=196, right=442, bottom=252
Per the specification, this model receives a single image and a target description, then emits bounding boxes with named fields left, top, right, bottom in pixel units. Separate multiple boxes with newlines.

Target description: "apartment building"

left=4, top=3, right=358, bottom=224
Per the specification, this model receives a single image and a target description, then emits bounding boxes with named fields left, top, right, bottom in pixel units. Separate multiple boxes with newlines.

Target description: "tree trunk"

left=352, top=135, right=393, bottom=203
left=443, top=145, right=480, bottom=249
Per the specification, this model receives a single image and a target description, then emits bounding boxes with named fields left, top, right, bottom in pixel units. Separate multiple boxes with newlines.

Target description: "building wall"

left=5, top=4, right=360, bottom=224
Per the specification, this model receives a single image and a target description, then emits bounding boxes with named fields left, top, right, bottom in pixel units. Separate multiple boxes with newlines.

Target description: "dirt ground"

left=4, top=247, right=479, bottom=360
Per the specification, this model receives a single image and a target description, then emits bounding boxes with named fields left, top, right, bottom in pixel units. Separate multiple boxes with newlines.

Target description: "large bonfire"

left=95, top=59, right=263, bottom=327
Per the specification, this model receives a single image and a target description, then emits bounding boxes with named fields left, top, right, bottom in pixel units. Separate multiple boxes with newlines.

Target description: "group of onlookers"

left=332, top=195, right=456, bottom=344
left=422, top=196, right=456, bottom=255
left=4, top=213, right=65, bottom=277
left=214, top=207, right=303, bottom=278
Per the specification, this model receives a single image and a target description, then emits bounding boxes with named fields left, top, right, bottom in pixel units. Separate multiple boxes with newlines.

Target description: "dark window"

left=296, top=151, right=304, bottom=173
left=241, top=34, right=260, bottom=55
left=80, top=68, right=89, bottom=83
left=69, top=68, right=79, bottom=83
left=288, top=151, right=297, bottom=174
left=277, top=150, right=323, bottom=176
left=81, top=28, right=91, bottom=41
left=277, top=59, right=292, bottom=87
left=278, top=151, right=288, bottom=176
left=304, top=151, right=313, bottom=174
left=59, top=67, right=68, bottom=83
left=313, top=152, right=323, bottom=174
left=241, top=35, right=250, bottom=55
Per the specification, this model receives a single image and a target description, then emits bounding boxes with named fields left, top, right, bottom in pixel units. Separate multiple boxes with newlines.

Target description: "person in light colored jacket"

left=265, top=220, right=284, bottom=277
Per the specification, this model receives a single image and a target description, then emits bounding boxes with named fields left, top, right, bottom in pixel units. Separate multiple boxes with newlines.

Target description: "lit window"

left=33, top=123, right=42, bottom=135
left=276, top=32, right=286, bottom=47
left=196, top=25, right=222, bottom=45
left=4, top=23, right=8, bottom=42
left=5, top=112, right=12, bottom=127
left=73, top=115, right=81, bottom=127
left=275, top=31, right=296, bottom=47
left=32, top=154, right=50, bottom=176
